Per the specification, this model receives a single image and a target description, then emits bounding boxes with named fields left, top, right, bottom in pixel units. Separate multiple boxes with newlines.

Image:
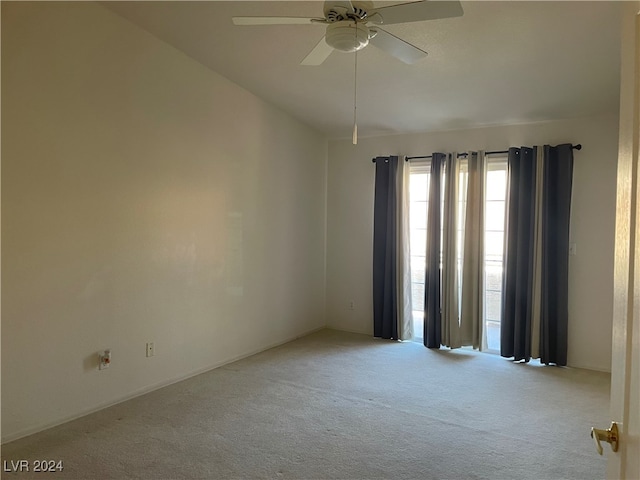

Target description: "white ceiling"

left=103, top=1, right=623, bottom=140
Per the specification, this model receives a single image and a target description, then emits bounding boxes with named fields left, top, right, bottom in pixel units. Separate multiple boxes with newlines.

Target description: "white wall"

left=326, top=114, right=619, bottom=372
left=1, top=2, right=327, bottom=442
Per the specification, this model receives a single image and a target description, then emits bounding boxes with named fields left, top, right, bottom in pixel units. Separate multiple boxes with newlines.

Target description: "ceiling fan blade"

left=369, top=28, right=428, bottom=64
left=232, top=17, right=323, bottom=26
left=301, top=36, right=335, bottom=66
left=370, top=1, right=463, bottom=25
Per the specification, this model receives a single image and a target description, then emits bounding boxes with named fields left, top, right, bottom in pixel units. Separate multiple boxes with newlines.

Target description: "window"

left=483, top=158, right=507, bottom=351
left=409, top=164, right=429, bottom=340
left=408, top=155, right=507, bottom=349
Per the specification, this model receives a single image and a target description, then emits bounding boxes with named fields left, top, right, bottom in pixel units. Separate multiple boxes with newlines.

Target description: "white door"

left=606, top=3, right=640, bottom=479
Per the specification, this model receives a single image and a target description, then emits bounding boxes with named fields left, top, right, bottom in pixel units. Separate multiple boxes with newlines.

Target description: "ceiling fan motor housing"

left=325, top=21, right=370, bottom=52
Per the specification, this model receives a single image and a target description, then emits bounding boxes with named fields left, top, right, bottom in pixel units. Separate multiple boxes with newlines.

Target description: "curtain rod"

left=371, top=143, right=582, bottom=163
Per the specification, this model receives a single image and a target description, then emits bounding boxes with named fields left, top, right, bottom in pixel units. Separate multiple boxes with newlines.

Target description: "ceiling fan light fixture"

left=325, top=21, right=369, bottom=52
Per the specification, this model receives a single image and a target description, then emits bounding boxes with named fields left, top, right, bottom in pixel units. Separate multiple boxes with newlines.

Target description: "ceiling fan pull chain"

left=353, top=22, right=358, bottom=145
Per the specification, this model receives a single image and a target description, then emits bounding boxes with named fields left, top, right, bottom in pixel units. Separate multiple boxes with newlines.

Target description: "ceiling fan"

left=232, top=1, right=463, bottom=65
left=233, top=1, right=463, bottom=143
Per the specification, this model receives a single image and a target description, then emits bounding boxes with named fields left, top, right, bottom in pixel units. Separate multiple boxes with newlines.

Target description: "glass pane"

left=411, top=257, right=425, bottom=284
left=413, top=311, right=424, bottom=339
left=411, top=229, right=426, bottom=256
left=485, top=264, right=503, bottom=292
left=486, top=321, right=500, bottom=351
left=486, top=170, right=507, bottom=201
left=484, top=231, right=504, bottom=262
left=410, top=173, right=429, bottom=202
left=485, top=201, right=505, bottom=232
left=410, top=165, right=431, bottom=343
left=411, top=283, right=425, bottom=310
left=485, top=290, right=502, bottom=322
left=410, top=201, right=427, bottom=230
left=483, top=160, right=507, bottom=352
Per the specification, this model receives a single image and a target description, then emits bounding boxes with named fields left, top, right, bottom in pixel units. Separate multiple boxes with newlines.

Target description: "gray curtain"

left=460, top=151, right=486, bottom=349
left=424, top=153, right=445, bottom=348
left=373, top=156, right=399, bottom=339
left=441, top=153, right=461, bottom=348
left=396, top=157, right=413, bottom=341
left=501, top=145, right=573, bottom=365
left=540, top=144, right=574, bottom=365
left=501, top=147, right=536, bottom=361
left=424, top=152, right=486, bottom=350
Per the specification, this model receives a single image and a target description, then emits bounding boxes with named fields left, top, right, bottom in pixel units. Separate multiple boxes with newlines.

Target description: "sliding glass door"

left=408, top=155, right=507, bottom=349
left=409, top=165, right=430, bottom=340
left=483, top=159, right=507, bottom=351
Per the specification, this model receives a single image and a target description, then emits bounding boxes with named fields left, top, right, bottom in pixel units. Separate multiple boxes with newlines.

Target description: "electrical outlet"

left=99, top=349, right=111, bottom=370
left=146, top=342, right=155, bottom=357
left=349, top=301, right=355, bottom=310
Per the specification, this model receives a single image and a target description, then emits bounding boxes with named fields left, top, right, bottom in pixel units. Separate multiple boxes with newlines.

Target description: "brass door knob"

left=590, top=422, right=619, bottom=455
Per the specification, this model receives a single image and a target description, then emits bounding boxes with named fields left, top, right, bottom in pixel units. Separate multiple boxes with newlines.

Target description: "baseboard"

left=325, top=325, right=371, bottom=336
left=566, top=362, right=612, bottom=373
left=1, top=325, right=325, bottom=445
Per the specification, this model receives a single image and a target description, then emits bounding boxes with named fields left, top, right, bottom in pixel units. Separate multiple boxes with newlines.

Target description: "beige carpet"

left=1, top=329, right=611, bottom=479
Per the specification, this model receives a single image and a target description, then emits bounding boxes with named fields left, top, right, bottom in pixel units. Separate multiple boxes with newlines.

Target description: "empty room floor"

left=1, top=329, right=610, bottom=479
